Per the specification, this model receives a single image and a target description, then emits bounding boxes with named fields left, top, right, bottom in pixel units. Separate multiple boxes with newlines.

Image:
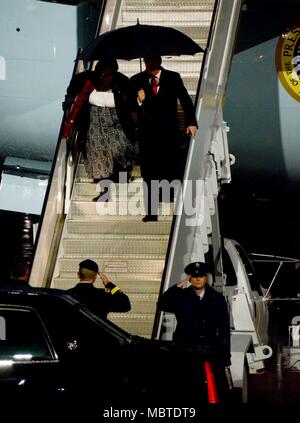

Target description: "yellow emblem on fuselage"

left=276, top=27, right=300, bottom=102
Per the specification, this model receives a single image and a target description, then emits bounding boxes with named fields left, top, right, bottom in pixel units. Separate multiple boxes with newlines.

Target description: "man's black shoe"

left=93, top=187, right=109, bottom=202
left=142, top=215, right=158, bottom=222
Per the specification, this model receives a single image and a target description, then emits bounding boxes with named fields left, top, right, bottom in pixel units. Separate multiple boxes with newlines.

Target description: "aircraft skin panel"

left=278, top=81, right=300, bottom=183
left=224, top=39, right=286, bottom=188
left=224, top=36, right=300, bottom=193
left=0, top=0, right=78, bottom=161
left=2, top=99, right=62, bottom=160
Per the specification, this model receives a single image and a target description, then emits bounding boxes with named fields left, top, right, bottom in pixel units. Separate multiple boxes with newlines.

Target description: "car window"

left=37, top=297, right=123, bottom=356
left=0, top=307, right=53, bottom=360
left=69, top=309, right=122, bottom=351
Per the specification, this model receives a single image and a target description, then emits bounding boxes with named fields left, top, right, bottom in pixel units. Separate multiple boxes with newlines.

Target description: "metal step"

left=65, top=233, right=169, bottom=241
left=69, top=201, right=174, bottom=220
left=75, top=163, right=142, bottom=183
left=108, top=313, right=155, bottom=338
left=63, top=238, right=168, bottom=256
left=73, top=181, right=144, bottom=199
left=122, top=0, right=215, bottom=10
left=58, top=257, right=165, bottom=274
left=67, top=219, right=172, bottom=236
left=127, top=293, right=158, bottom=313
left=73, top=182, right=179, bottom=208
left=53, top=276, right=161, bottom=293
left=120, top=10, right=212, bottom=26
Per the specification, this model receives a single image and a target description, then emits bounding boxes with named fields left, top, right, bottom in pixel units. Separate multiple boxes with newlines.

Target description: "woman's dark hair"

left=94, top=56, right=119, bottom=74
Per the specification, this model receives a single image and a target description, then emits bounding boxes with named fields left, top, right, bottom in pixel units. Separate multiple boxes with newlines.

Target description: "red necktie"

left=152, top=76, right=158, bottom=95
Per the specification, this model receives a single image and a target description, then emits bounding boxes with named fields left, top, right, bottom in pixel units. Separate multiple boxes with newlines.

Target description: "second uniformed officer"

left=158, top=261, right=230, bottom=364
left=157, top=261, right=231, bottom=401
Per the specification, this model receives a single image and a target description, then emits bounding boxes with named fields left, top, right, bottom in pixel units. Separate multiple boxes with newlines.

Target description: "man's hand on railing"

left=186, top=125, right=197, bottom=137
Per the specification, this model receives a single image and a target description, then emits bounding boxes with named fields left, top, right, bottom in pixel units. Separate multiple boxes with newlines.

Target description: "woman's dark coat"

left=65, top=70, right=136, bottom=145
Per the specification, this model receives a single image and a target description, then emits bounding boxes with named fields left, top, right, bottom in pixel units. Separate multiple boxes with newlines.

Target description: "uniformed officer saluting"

left=67, top=259, right=131, bottom=318
left=158, top=261, right=231, bottom=367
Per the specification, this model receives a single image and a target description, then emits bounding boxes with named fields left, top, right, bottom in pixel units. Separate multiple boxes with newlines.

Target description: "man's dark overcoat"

left=130, top=67, right=197, bottom=181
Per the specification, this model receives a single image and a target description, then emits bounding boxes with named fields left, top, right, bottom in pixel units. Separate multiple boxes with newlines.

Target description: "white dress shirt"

left=89, top=89, right=115, bottom=108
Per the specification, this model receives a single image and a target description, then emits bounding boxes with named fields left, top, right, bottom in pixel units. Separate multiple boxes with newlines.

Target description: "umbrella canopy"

left=79, top=24, right=204, bottom=61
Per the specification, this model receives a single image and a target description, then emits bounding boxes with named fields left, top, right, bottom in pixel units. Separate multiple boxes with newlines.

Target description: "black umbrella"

left=78, top=23, right=204, bottom=61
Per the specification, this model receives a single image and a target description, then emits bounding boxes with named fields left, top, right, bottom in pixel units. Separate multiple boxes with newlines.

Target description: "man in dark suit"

left=67, top=259, right=131, bottom=318
left=130, top=56, right=197, bottom=222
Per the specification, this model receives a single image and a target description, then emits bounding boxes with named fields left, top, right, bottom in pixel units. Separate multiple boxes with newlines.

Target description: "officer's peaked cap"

left=184, top=261, right=209, bottom=277
left=79, top=259, right=99, bottom=273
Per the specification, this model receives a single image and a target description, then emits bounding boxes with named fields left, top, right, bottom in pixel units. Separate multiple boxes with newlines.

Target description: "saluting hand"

left=177, top=276, right=190, bottom=289
left=99, top=272, right=109, bottom=287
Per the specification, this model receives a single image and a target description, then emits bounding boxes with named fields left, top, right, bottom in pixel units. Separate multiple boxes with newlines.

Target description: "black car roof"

left=0, top=285, right=80, bottom=305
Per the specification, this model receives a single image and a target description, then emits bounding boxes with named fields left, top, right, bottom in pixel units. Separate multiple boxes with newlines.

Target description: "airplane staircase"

left=52, top=165, right=173, bottom=337
left=30, top=0, right=242, bottom=340
left=50, top=0, right=214, bottom=338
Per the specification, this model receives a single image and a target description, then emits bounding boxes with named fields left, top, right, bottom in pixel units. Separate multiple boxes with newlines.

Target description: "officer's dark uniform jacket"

left=67, top=281, right=131, bottom=319
left=158, top=284, right=231, bottom=366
